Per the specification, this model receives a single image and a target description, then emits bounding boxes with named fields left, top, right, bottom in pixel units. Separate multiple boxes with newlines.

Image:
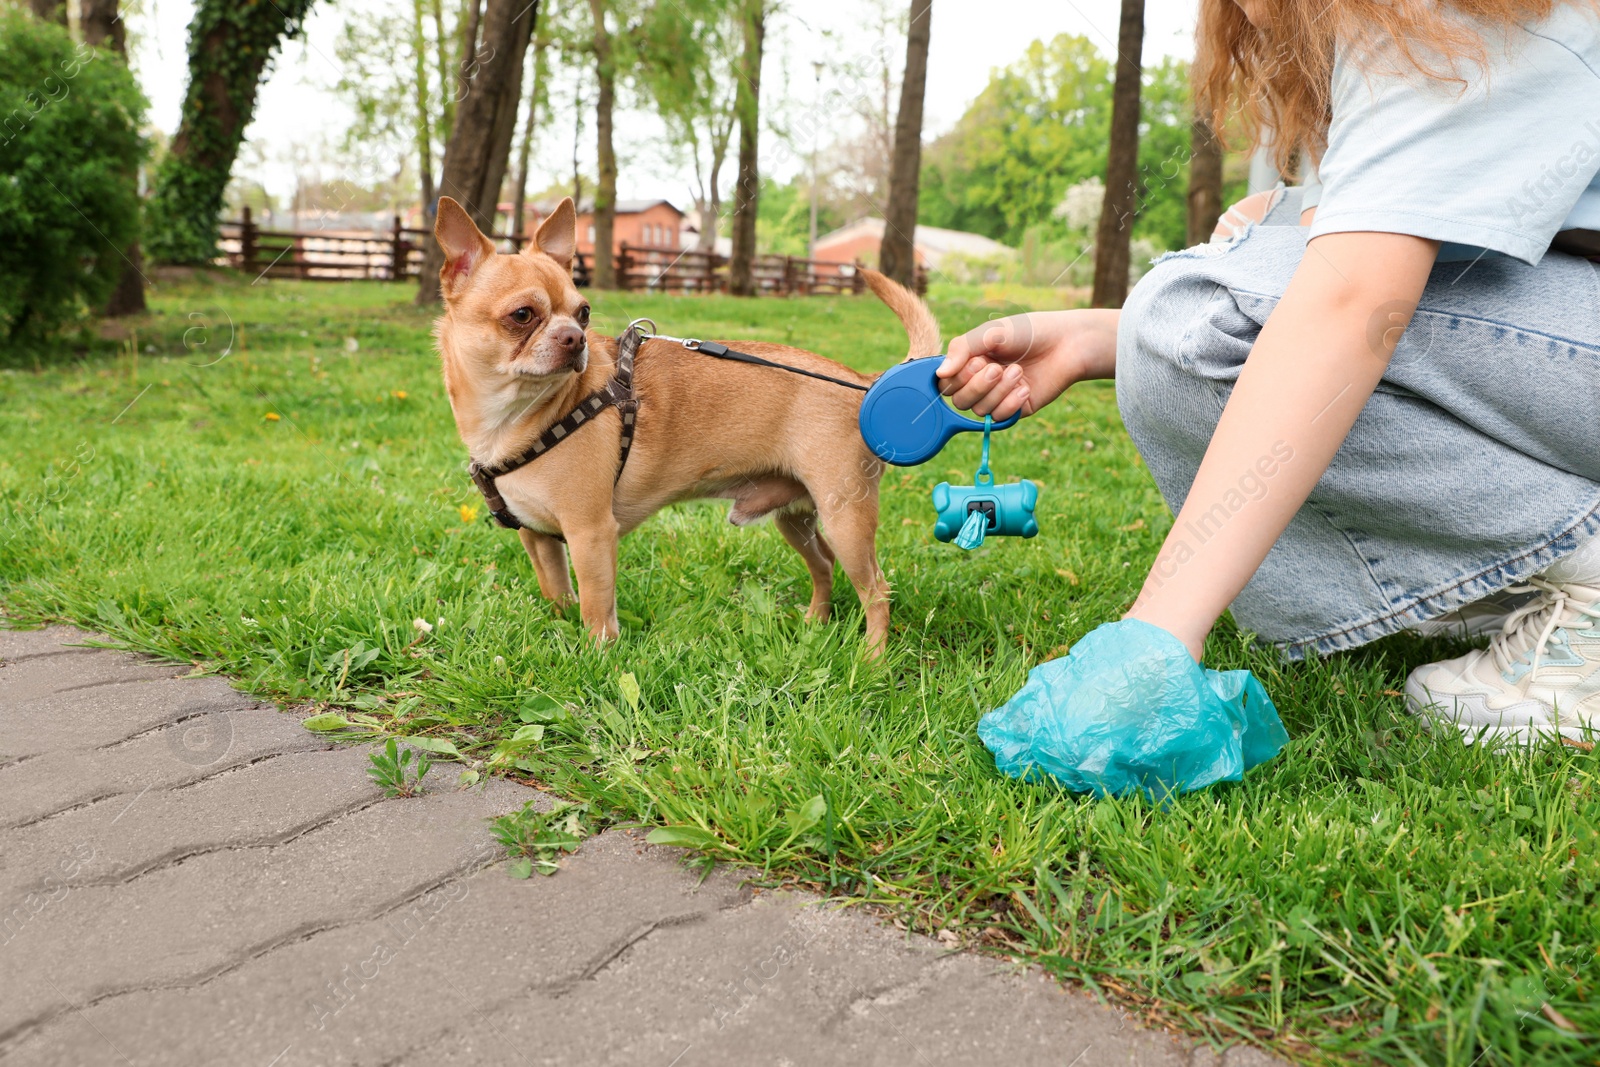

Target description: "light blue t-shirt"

left=1303, top=4, right=1600, bottom=263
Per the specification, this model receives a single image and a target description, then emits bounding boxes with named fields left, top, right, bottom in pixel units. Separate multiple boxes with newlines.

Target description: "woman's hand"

left=936, top=309, right=1120, bottom=420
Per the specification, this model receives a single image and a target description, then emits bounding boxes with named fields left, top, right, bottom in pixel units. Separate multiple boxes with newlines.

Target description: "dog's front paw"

left=585, top=616, right=621, bottom=645
left=803, top=601, right=832, bottom=624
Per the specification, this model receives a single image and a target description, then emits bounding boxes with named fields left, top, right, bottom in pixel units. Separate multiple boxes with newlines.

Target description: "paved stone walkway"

left=0, top=626, right=1286, bottom=1067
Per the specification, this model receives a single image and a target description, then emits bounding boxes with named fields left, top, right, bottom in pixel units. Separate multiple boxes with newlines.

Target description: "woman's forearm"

left=1064, top=308, right=1121, bottom=381
left=1126, top=231, right=1440, bottom=659
left=937, top=308, right=1121, bottom=418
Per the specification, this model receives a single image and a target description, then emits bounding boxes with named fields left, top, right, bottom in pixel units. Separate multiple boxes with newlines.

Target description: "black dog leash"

left=638, top=324, right=868, bottom=392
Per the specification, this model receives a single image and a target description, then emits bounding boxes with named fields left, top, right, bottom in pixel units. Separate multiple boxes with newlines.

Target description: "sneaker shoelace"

left=1486, top=577, right=1600, bottom=682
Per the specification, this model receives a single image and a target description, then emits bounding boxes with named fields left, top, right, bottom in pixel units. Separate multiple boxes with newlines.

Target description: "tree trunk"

left=81, top=0, right=124, bottom=50
left=695, top=113, right=733, bottom=253
left=413, top=0, right=437, bottom=218
left=512, top=24, right=547, bottom=240
left=570, top=68, right=585, bottom=206
left=83, top=0, right=146, bottom=315
left=146, top=0, right=317, bottom=265
left=879, top=0, right=931, bottom=288
left=727, top=0, right=764, bottom=297
left=28, top=0, right=66, bottom=23
left=699, top=158, right=724, bottom=253
left=441, top=0, right=472, bottom=134
left=1186, top=113, right=1223, bottom=247
left=416, top=0, right=537, bottom=303
left=1090, top=0, right=1144, bottom=308
left=587, top=0, right=617, bottom=288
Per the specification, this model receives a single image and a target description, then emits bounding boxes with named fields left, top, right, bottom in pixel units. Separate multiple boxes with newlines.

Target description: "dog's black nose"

left=553, top=323, right=585, bottom=352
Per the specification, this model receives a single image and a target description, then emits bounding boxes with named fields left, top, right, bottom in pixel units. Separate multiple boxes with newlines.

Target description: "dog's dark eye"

left=510, top=307, right=535, bottom=326
left=576, top=305, right=591, bottom=327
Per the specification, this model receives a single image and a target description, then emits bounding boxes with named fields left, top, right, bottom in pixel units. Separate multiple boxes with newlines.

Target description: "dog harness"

left=466, top=319, right=872, bottom=532
left=466, top=322, right=644, bottom=531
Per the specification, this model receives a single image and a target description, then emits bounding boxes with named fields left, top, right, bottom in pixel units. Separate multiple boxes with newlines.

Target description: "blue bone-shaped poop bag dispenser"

left=934, top=477, right=1039, bottom=543
left=858, top=359, right=1037, bottom=548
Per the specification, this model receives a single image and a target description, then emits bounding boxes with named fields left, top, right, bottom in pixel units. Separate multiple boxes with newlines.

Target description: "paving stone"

left=1, top=647, right=181, bottom=706
left=0, top=782, right=517, bottom=1036
left=0, top=746, right=380, bottom=898
left=0, top=707, right=326, bottom=831
left=3, top=675, right=257, bottom=759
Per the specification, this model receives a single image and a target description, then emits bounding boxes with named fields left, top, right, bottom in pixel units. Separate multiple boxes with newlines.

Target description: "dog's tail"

left=858, top=268, right=941, bottom=360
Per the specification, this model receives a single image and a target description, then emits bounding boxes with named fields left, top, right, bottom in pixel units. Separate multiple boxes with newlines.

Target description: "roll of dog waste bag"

left=978, top=619, right=1289, bottom=798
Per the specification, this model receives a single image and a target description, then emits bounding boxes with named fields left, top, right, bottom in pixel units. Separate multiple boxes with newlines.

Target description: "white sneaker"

left=1405, top=588, right=1538, bottom=639
left=1405, top=540, right=1600, bottom=746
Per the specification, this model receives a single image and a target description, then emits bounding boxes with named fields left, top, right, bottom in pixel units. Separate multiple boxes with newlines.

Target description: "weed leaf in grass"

left=302, top=712, right=350, bottom=732
left=519, top=694, right=564, bottom=722
left=787, top=795, right=827, bottom=834
left=647, top=826, right=721, bottom=849
left=404, top=736, right=461, bottom=758
left=617, top=671, right=642, bottom=711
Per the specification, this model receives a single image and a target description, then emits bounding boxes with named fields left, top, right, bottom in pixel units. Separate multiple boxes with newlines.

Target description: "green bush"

left=0, top=10, right=146, bottom=350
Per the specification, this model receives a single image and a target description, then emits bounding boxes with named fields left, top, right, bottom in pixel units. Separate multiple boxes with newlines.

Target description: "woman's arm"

left=936, top=308, right=1120, bottom=419
left=939, top=191, right=1325, bottom=416
left=1127, top=230, right=1438, bottom=659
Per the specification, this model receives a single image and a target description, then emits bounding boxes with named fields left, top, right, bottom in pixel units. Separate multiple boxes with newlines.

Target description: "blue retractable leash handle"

left=857, top=358, right=1019, bottom=466
left=858, top=358, right=1037, bottom=550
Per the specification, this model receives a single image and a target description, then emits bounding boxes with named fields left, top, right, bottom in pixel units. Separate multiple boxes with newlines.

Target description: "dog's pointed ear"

left=531, top=197, right=576, bottom=269
left=434, top=196, right=495, bottom=298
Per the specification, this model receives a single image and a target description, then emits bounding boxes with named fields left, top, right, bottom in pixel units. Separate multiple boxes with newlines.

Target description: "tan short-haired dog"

left=431, top=195, right=940, bottom=654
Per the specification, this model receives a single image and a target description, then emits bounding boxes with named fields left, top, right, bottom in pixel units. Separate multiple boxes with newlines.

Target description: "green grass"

left=1, top=274, right=1596, bottom=1066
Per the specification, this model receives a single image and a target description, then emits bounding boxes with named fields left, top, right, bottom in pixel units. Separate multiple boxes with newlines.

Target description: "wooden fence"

left=217, top=210, right=926, bottom=296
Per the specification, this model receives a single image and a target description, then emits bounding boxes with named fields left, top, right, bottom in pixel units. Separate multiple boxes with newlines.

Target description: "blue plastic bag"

left=978, top=619, right=1289, bottom=798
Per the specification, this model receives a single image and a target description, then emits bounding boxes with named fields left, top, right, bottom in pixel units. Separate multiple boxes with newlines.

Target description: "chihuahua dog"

left=431, top=195, right=939, bottom=654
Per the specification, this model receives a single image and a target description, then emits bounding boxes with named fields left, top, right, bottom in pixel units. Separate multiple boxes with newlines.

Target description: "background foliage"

left=918, top=38, right=1222, bottom=255
left=0, top=9, right=146, bottom=350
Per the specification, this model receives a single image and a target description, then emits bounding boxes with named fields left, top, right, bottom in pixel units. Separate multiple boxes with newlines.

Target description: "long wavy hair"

left=1193, top=0, right=1565, bottom=170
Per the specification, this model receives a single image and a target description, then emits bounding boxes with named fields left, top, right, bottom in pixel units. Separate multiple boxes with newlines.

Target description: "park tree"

left=510, top=20, right=552, bottom=239
left=1132, top=56, right=1197, bottom=253
left=27, top=0, right=64, bottom=23
left=1091, top=0, right=1145, bottom=308
left=638, top=0, right=738, bottom=253
left=413, top=0, right=438, bottom=211
left=878, top=0, right=930, bottom=288
left=81, top=0, right=145, bottom=316
left=586, top=0, right=620, bottom=287
left=145, top=0, right=317, bottom=264
left=332, top=0, right=460, bottom=219
left=81, top=0, right=124, bottom=52
left=450, top=0, right=481, bottom=132
left=726, top=0, right=767, bottom=297
left=1188, top=114, right=1223, bottom=246
left=917, top=40, right=1194, bottom=264
left=573, top=0, right=686, bottom=284
left=415, top=0, right=537, bottom=303
left=917, top=35, right=1112, bottom=244
left=804, top=1, right=906, bottom=228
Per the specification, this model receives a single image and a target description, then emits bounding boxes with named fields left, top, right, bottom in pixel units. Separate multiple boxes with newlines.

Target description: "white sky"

left=126, top=0, right=1199, bottom=205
